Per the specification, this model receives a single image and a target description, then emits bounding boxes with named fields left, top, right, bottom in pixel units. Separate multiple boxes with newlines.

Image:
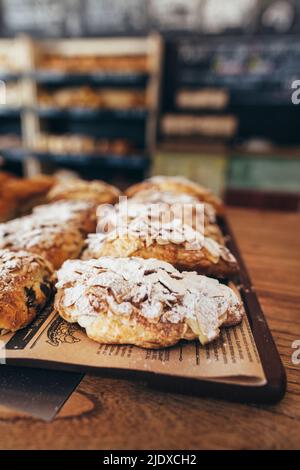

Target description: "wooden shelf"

left=158, top=140, right=300, bottom=159
left=0, top=34, right=163, bottom=177
left=34, top=71, right=149, bottom=86
left=35, top=107, right=148, bottom=120
left=32, top=151, right=150, bottom=170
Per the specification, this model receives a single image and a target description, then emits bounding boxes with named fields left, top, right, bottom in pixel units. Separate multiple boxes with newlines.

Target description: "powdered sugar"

left=56, top=257, right=243, bottom=344
left=86, top=201, right=235, bottom=263
left=0, top=249, right=52, bottom=292
left=33, top=200, right=95, bottom=226
left=127, top=189, right=217, bottom=224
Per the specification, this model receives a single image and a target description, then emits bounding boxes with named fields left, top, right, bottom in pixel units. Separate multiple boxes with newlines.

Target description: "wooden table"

left=0, top=208, right=300, bottom=450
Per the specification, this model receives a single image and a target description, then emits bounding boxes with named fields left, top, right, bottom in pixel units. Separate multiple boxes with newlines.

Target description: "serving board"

left=0, top=215, right=286, bottom=404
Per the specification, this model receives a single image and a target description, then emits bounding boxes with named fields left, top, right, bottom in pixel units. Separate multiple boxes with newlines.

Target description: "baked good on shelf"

left=0, top=173, right=56, bottom=220
left=38, top=86, right=103, bottom=109
left=3, top=174, right=55, bottom=201
left=38, top=86, right=146, bottom=110
left=55, top=257, right=243, bottom=348
left=0, top=173, right=18, bottom=222
left=0, top=249, right=55, bottom=333
left=0, top=53, right=21, bottom=72
left=34, top=134, right=133, bottom=157
left=0, top=198, right=17, bottom=223
left=0, top=216, right=85, bottom=270
left=5, top=82, right=22, bottom=108
left=161, top=114, right=238, bottom=138
left=83, top=204, right=237, bottom=278
left=38, top=54, right=148, bottom=73
left=126, top=176, right=223, bottom=214
left=96, top=138, right=133, bottom=156
left=47, top=178, right=121, bottom=205
left=176, top=88, right=229, bottom=110
left=0, top=135, right=22, bottom=150
left=100, top=89, right=146, bottom=109
left=33, top=200, right=97, bottom=235
left=35, top=134, right=97, bottom=155
left=0, top=171, right=16, bottom=186
left=3, top=174, right=56, bottom=214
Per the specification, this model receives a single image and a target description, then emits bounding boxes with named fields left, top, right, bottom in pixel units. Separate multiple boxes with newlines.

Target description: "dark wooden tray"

left=4, top=215, right=287, bottom=404
left=110, top=216, right=286, bottom=404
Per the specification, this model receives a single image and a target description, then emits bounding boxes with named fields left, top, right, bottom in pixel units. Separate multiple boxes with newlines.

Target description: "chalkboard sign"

left=173, top=36, right=300, bottom=91
left=257, top=0, right=299, bottom=34
left=148, top=0, right=203, bottom=32
left=162, top=34, right=300, bottom=116
left=201, top=0, right=259, bottom=34
left=0, top=0, right=67, bottom=36
left=0, top=0, right=299, bottom=37
left=82, top=0, right=148, bottom=35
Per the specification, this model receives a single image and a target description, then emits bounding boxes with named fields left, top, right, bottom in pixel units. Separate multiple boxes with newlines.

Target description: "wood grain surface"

left=0, top=208, right=300, bottom=450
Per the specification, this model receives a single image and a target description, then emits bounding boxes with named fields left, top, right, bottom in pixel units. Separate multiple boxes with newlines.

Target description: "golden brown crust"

left=38, top=54, right=148, bottom=73
left=0, top=174, right=56, bottom=218
left=203, top=223, right=224, bottom=245
left=39, top=87, right=146, bottom=109
left=125, top=176, right=223, bottom=214
left=3, top=175, right=55, bottom=202
left=58, top=293, right=193, bottom=349
left=0, top=173, right=18, bottom=221
left=0, top=171, right=16, bottom=186
left=47, top=178, right=121, bottom=205
left=130, top=241, right=237, bottom=277
left=0, top=216, right=85, bottom=270
left=83, top=235, right=238, bottom=278
left=0, top=249, right=55, bottom=333
left=0, top=198, right=17, bottom=223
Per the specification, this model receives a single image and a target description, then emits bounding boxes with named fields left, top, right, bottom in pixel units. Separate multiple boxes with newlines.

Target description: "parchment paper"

left=0, top=303, right=266, bottom=387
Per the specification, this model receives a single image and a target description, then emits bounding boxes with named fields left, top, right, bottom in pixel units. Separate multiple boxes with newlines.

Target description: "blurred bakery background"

left=0, top=0, right=300, bottom=210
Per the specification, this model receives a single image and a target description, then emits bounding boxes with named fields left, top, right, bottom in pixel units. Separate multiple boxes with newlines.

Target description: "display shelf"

left=168, top=91, right=294, bottom=114
left=0, top=72, right=21, bottom=81
left=0, top=108, right=22, bottom=117
left=1, top=147, right=150, bottom=171
left=178, top=72, right=287, bottom=89
left=0, top=40, right=23, bottom=169
left=34, top=71, right=149, bottom=86
left=230, top=90, right=294, bottom=107
left=0, top=148, right=27, bottom=162
left=0, top=35, right=162, bottom=179
left=32, top=151, right=150, bottom=171
left=160, top=35, right=300, bottom=154
left=19, top=35, right=163, bottom=177
left=35, top=107, right=148, bottom=120
left=158, top=140, right=300, bottom=159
